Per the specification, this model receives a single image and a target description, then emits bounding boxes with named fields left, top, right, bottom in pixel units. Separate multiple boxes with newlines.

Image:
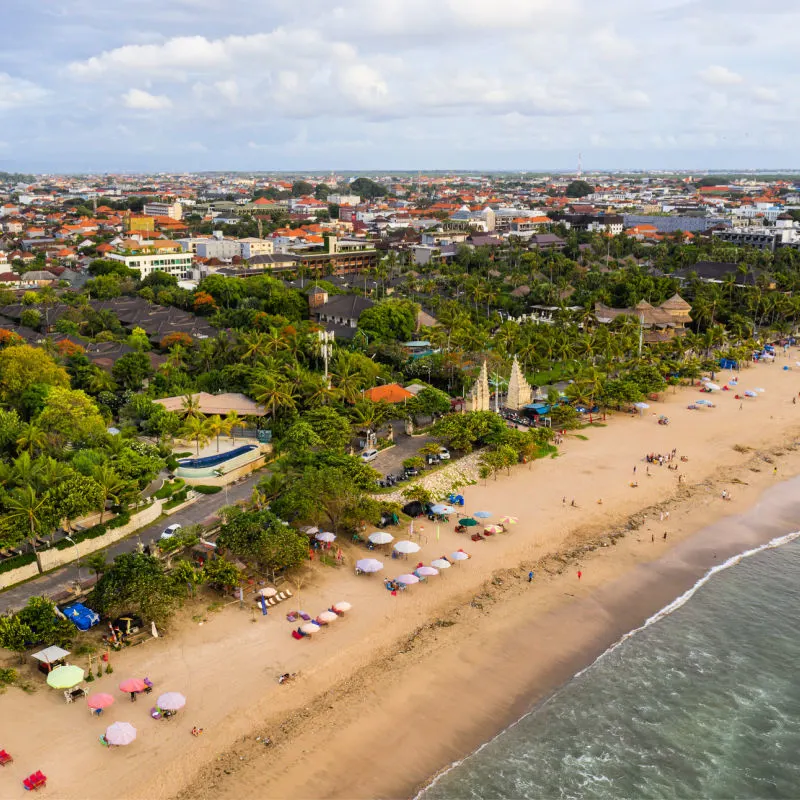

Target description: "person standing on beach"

left=651, top=533, right=654, bottom=543
left=577, top=570, right=582, bottom=580
left=663, top=532, right=668, bottom=540
left=528, top=571, right=534, bottom=582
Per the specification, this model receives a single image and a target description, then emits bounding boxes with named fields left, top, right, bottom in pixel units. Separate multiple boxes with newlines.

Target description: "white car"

left=438, top=447, right=451, bottom=460
left=360, top=449, right=379, bottom=463
left=160, top=523, right=182, bottom=540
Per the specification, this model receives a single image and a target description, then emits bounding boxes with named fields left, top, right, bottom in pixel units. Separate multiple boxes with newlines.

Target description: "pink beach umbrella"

left=395, top=574, right=420, bottom=585
left=118, top=678, right=147, bottom=693
left=87, top=693, right=115, bottom=710
left=416, top=566, right=439, bottom=577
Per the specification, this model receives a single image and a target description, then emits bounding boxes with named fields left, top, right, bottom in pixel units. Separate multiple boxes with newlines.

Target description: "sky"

left=0, top=0, right=797, bottom=173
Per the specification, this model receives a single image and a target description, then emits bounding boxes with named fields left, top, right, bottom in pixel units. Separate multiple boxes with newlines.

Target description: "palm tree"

left=180, top=415, right=212, bottom=456
left=5, top=486, right=52, bottom=570
left=92, top=465, right=125, bottom=524
left=251, top=374, right=298, bottom=420
left=16, top=422, right=48, bottom=456
left=225, top=410, right=243, bottom=445
left=181, top=394, right=202, bottom=419
left=87, top=369, right=116, bottom=394
left=206, top=414, right=233, bottom=452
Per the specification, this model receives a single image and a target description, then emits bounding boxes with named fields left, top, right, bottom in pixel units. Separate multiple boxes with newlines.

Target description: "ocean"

left=421, top=533, right=800, bottom=800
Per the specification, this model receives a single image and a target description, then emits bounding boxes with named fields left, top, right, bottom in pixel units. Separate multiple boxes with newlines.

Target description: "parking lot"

left=366, top=430, right=437, bottom=478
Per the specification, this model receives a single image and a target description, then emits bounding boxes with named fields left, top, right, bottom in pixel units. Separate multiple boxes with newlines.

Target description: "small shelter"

left=31, top=646, right=70, bottom=675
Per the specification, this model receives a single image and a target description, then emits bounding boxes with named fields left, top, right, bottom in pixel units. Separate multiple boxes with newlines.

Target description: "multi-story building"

left=106, top=240, right=193, bottom=279
left=195, top=239, right=240, bottom=260
left=238, top=238, right=274, bottom=259
left=327, top=194, right=361, bottom=206
left=142, top=201, right=183, bottom=220
left=713, top=216, right=800, bottom=251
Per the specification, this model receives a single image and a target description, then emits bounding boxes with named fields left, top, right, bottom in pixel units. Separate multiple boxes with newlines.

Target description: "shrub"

left=0, top=552, right=37, bottom=574
left=193, top=485, right=222, bottom=495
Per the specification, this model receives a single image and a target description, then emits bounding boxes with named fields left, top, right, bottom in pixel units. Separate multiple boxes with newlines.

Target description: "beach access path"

left=0, top=470, right=263, bottom=614
left=3, top=355, right=800, bottom=800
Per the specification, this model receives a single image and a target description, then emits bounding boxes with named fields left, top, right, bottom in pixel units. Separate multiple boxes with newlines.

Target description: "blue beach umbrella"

left=473, top=511, right=492, bottom=519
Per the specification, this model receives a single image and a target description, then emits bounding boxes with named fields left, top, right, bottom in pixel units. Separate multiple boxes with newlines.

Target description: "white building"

left=107, top=242, right=193, bottom=279
left=195, top=238, right=240, bottom=260
left=142, top=201, right=183, bottom=220
left=327, top=194, right=361, bottom=206
left=238, top=238, right=274, bottom=259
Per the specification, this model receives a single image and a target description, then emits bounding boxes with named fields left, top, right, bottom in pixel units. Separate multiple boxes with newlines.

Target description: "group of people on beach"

left=643, top=449, right=678, bottom=466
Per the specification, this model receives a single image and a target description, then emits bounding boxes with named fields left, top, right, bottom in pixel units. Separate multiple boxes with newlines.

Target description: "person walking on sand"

left=774, top=466, right=778, bottom=476
left=528, top=570, right=534, bottom=583
left=651, top=533, right=655, bottom=543
left=663, top=532, right=668, bottom=540
left=571, top=498, right=576, bottom=507
left=577, top=571, right=582, bottom=580
left=633, top=465, right=637, bottom=474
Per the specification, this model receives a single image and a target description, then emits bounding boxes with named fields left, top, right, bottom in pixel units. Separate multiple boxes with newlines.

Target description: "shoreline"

left=178, top=437, right=800, bottom=800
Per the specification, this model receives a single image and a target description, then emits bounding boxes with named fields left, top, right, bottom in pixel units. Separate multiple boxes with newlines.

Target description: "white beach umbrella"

left=332, top=601, right=352, bottom=613
left=300, top=526, right=319, bottom=536
left=755, top=387, right=766, bottom=393
left=450, top=551, right=470, bottom=561
left=705, top=383, right=721, bottom=391
left=394, top=540, right=421, bottom=554
left=356, top=558, right=384, bottom=573
left=315, top=531, right=336, bottom=543
left=431, top=504, right=456, bottom=515
left=368, top=531, right=394, bottom=545
left=633, top=402, right=649, bottom=409
left=416, top=566, right=439, bottom=577
left=395, top=574, right=420, bottom=585
left=258, top=587, right=278, bottom=597
left=300, top=622, right=321, bottom=635
left=431, top=559, right=451, bottom=570
left=317, top=611, right=338, bottom=624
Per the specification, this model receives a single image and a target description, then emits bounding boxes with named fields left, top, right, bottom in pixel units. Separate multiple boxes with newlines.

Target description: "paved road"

left=0, top=471, right=264, bottom=614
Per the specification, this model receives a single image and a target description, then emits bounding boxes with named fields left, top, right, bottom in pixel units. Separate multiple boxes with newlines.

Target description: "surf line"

left=415, top=529, right=800, bottom=798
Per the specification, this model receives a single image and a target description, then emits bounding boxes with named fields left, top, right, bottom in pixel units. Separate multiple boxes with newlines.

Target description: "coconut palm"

left=180, top=415, right=212, bottom=456
left=206, top=414, right=233, bottom=453
left=16, top=422, right=48, bottom=456
left=92, top=465, right=126, bottom=524
left=251, top=373, right=298, bottom=420
left=5, top=485, right=53, bottom=569
left=224, top=410, right=243, bottom=445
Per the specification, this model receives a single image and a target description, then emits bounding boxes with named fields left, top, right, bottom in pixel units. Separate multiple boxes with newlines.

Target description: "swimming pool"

left=176, top=445, right=261, bottom=478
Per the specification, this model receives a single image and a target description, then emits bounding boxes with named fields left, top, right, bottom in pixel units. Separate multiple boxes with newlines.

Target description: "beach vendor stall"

left=31, top=646, right=70, bottom=676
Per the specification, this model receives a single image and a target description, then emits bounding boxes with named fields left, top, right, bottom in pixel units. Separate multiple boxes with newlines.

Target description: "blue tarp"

left=63, top=603, right=100, bottom=631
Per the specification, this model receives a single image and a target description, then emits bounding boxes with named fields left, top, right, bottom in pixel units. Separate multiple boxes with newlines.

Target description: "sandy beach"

left=3, top=355, right=800, bottom=800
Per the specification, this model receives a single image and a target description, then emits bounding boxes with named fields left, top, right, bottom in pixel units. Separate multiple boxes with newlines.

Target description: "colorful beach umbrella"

left=87, top=693, right=115, bottom=710
left=315, top=531, right=336, bottom=543
left=431, top=558, right=451, bottom=570
left=317, top=611, right=338, bottom=624
left=395, top=574, right=420, bottom=585
left=46, top=665, right=84, bottom=689
left=450, top=551, right=470, bottom=561
left=394, top=540, right=421, bottom=554
left=415, top=566, right=439, bottom=577
left=368, top=532, right=394, bottom=545
left=105, top=722, right=137, bottom=746
left=484, top=524, right=502, bottom=534
left=118, top=678, right=148, bottom=693
left=356, top=558, right=384, bottom=573
left=458, top=518, right=478, bottom=527
left=332, top=601, right=352, bottom=613
left=499, top=516, right=518, bottom=526
left=156, top=692, right=186, bottom=711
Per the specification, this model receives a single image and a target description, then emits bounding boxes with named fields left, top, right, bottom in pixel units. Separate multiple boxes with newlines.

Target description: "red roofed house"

left=362, top=383, right=414, bottom=404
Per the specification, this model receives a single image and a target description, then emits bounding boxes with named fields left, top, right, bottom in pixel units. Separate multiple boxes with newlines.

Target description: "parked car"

left=403, top=466, right=420, bottom=477
left=160, top=523, right=182, bottom=540
left=360, top=449, right=379, bottom=463
left=437, top=447, right=451, bottom=460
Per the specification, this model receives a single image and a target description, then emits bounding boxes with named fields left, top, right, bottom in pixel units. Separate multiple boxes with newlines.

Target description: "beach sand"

left=2, top=356, right=800, bottom=800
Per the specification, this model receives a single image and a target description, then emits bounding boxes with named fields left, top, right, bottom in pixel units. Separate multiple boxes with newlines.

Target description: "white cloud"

left=0, top=73, right=47, bottom=110
left=697, top=65, right=743, bottom=86
left=751, top=86, right=779, bottom=105
left=121, top=88, right=173, bottom=110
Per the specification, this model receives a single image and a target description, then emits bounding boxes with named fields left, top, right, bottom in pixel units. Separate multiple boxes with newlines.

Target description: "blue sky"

left=0, top=0, right=796, bottom=173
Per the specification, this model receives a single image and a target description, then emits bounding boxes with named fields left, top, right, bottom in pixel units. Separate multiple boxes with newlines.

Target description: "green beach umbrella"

left=46, top=665, right=85, bottom=689
left=458, top=518, right=478, bottom=527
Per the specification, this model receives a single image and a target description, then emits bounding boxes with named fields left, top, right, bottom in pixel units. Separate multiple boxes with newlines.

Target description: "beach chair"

left=23, top=771, right=47, bottom=791
left=279, top=589, right=293, bottom=600
left=299, top=611, right=312, bottom=621
left=291, top=630, right=303, bottom=640
left=471, top=533, right=484, bottom=542
left=0, top=750, right=13, bottom=766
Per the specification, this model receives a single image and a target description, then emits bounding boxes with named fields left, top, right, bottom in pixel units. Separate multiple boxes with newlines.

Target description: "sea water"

left=422, top=534, right=800, bottom=800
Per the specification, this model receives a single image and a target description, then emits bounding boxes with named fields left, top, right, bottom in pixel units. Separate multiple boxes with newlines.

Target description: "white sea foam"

left=415, top=529, right=800, bottom=798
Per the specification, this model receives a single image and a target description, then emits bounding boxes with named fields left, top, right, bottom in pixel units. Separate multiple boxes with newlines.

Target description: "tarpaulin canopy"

left=31, top=646, right=70, bottom=664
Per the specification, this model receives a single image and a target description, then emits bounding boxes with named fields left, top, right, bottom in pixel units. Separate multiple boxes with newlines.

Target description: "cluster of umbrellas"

left=298, top=602, right=351, bottom=635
